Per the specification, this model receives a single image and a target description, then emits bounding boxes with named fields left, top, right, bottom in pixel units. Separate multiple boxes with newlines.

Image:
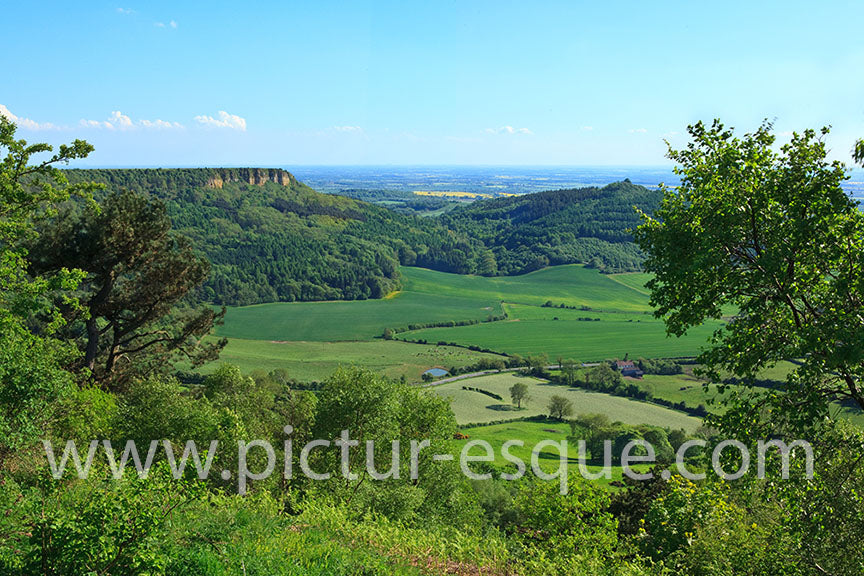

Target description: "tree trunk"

left=84, top=316, right=100, bottom=372
left=83, top=270, right=114, bottom=377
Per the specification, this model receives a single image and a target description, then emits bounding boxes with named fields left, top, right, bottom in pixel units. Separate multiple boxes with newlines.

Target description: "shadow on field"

left=486, top=404, right=520, bottom=412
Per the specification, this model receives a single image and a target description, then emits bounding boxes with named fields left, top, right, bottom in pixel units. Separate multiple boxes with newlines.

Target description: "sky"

left=2, top=1, right=863, bottom=166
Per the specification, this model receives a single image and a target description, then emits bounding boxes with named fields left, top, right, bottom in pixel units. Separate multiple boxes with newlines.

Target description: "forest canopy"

left=63, top=169, right=661, bottom=305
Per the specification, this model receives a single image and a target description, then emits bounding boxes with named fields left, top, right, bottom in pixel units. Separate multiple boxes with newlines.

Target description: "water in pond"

left=423, top=368, right=449, bottom=377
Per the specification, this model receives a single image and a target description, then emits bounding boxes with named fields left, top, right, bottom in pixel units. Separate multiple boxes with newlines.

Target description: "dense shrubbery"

left=461, top=385, right=505, bottom=401
left=382, top=313, right=507, bottom=337
left=637, top=357, right=683, bottom=375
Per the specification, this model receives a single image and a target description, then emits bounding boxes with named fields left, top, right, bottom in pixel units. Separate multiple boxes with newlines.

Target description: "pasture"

left=431, top=372, right=700, bottom=431
left=214, top=290, right=502, bottom=342
left=214, top=265, right=655, bottom=343
left=456, top=420, right=652, bottom=482
left=210, top=265, right=719, bottom=390
left=199, top=338, right=507, bottom=382
left=399, top=316, right=720, bottom=361
left=607, top=272, right=652, bottom=295
left=402, top=265, right=653, bottom=312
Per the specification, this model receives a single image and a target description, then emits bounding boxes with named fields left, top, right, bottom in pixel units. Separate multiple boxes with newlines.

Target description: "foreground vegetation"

left=4, top=119, right=864, bottom=575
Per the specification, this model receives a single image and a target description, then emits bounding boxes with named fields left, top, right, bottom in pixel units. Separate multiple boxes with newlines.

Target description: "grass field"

left=390, top=268, right=720, bottom=361
left=608, top=272, right=652, bottom=295
left=210, top=265, right=721, bottom=382
left=456, top=420, right=650, bottom=482
left=399, top=316, right=719, bottom=361
left=215, top=265, right=655, bottom=343
left=214, top=291, right=502, bottom=342
left=401, top=265, right=654, bottom=312
left=431, top=372, right=700, bottom=431
left=199, top=338, right=507, bottom=382
left=501, top=303, right=653, bottom=322
left=639, top=373, right=715, bottom=407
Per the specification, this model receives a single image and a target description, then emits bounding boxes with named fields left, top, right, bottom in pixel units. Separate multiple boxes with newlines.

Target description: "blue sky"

left=2, top=1, right=863, bottom=166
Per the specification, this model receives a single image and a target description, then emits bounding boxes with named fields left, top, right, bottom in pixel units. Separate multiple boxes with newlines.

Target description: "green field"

left=209, top=265, right=723, bottom=382
left=389, top=267, right=720, bottom=361
left=214, top=291, right=502, bottom=342
left=456, top=420, right=651, bottom=482
left=215, top=265, right=657, bottom=343
left=607, top=272, right=652, bottom=295
left=639, top=373, right=715, bottom=408
left=638, top=363, right=864, bottom=427
left=200, top=338, right=507, bottom=382
left=431, top=372, right=700, bottom=431
left=400, top=316, right=719, bottom=361
left=397, top=266, right=654, bottom=312
left=501, top=303, right=653, bottom=322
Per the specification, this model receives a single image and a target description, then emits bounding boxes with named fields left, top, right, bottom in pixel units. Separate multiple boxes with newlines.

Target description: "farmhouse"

left=614, top=360, right=644, bottom=379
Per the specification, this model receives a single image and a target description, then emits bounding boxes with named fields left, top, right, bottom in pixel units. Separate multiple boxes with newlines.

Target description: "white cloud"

left=140, top=119, right=184, bottom=129
left=0, top=104, right=59, bottom=130
left=108, top=110, right=133, bottom=130
left=80, top=119, right=111, bottom=129
left=79, top=110, right=184, bottom=130
left=194, top=110, right=247, bottom=131
left=486, top=125, right=533, bottom=135
left=628, top=128, right=648, bottom=134
left=116, top=7, right=134, bottom=14
left=333, top=125, right=362, bottom=132
left=581, top=126, right=594, bottom=131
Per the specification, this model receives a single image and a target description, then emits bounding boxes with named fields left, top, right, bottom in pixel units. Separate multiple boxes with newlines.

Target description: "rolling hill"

left=62, top=169, right=663, bottom=305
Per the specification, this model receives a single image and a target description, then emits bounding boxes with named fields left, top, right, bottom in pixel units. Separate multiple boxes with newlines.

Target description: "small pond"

left=423, top=368, right=449, bottom=377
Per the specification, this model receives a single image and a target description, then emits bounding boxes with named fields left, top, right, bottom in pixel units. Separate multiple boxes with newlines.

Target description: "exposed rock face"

left=206, top=168, right=296, bottom=189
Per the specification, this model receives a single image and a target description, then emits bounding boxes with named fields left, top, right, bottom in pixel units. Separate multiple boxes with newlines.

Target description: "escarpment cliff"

left=206, top=168, right=296, bottom=188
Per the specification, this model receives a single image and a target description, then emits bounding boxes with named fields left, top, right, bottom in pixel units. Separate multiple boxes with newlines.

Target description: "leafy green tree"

left=667, top=428, right=688, bottom=452
left=635, top=120, right=864, bottom=427
left=562, top=359, right=577, bottom=385
left=514, top=474, right=619, bottom=560
left=313, top=367, right=464, bottom=522
left=32, top=190, right=226, bottom=388
left=0, top=117, right=94, bottom=464
left=509, top=381, right=530, bottom=409
left=547, top=394, right=574, bottom=420
left=118, top=375, right=218, bottom=447
left=477, top=249, right=498, bottom=276
left=2, top=464, right=202, bottom=575
left=584, top=363, right=621, bottom=390
left=640, top=475, right=801, bottom=574
left=641, top=428, right=674, bottom=464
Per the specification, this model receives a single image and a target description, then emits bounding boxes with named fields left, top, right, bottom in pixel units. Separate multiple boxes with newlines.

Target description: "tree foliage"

left=509, top=381, right=530, bottom=409
left=63, top=170, right=661, bottom=305
left=0, top=117, right=94, bottom=463
left=548, top=394, right=574, bottom=420
left=635, top=120, right=864, bottom=427
left=31, top=190, right=226, bottom=388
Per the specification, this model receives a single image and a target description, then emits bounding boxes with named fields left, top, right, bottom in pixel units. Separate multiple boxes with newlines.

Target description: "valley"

left=209, top=264, right=719, bottom=384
